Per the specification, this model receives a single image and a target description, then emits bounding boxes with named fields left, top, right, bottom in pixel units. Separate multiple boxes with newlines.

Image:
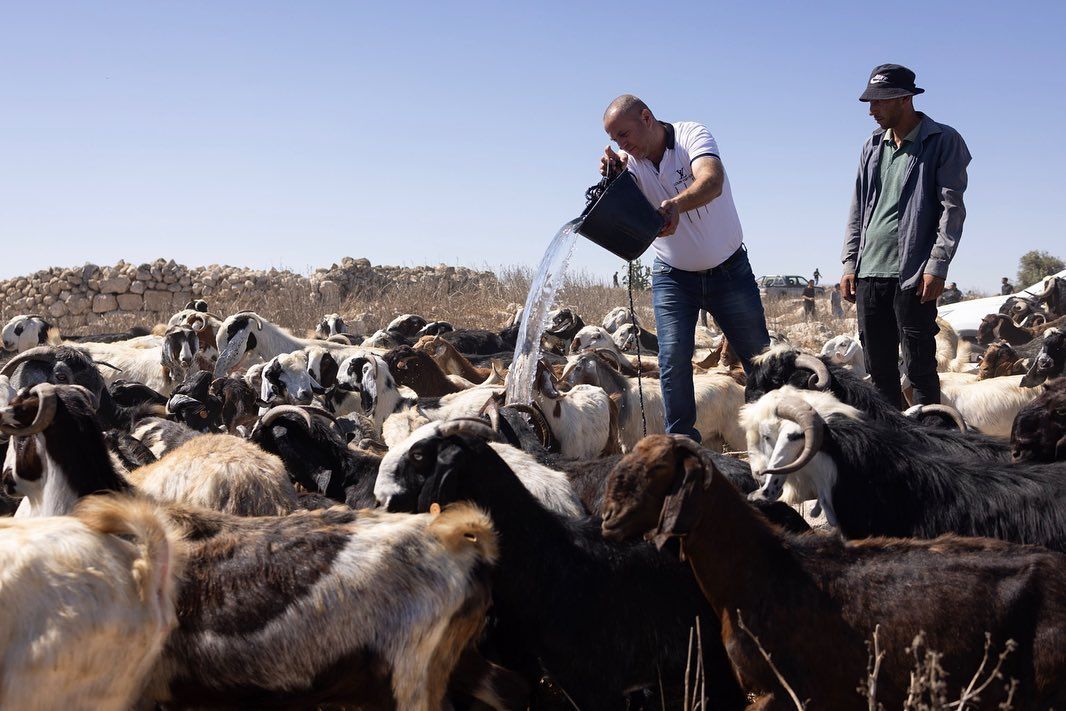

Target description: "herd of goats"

left=0, top=273, right=1064, bottom=710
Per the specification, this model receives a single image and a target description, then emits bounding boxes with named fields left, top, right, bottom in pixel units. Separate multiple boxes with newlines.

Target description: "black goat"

left=750, top=391, right=1066, bottom=552
left=249, top=405, right=379, bottom=508
left=746, top=347, right=1010, bottom=460
left=165, top=371, right=224, bottom=432
left=442, top=328, right=516, bottom=356
left=399, top=422, right=747, bottom=710
left=209, top=376, right=259, bottom=433
left=1011, top=377, right=1066, bottom=463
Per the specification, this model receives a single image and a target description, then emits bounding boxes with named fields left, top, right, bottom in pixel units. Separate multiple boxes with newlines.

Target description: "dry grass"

left=82, top=263, right=852, bottom=352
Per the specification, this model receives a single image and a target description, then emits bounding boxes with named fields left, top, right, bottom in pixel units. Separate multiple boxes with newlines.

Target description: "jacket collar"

left=871, top=113, right=941, bottom=147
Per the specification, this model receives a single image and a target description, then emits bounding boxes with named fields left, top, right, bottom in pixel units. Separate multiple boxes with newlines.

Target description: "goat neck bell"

left=576, top=169, right=663, bottom=262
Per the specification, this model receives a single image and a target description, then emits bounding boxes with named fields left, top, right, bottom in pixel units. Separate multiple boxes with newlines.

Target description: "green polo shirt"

left=857, top=123, right=921, bottom=279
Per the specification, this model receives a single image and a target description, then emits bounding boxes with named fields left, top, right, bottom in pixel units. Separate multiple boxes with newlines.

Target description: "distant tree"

left=622, top=260, right=652, bottom=291
left=1017, top=250, right=1065, bottom=288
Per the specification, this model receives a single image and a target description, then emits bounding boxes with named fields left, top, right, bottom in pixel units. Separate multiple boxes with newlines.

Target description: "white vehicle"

left=937, top=270, right=1066, bottom=339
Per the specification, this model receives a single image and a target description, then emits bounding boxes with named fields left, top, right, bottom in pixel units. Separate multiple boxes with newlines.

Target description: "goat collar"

left=649, top=449, right=707, bottom=553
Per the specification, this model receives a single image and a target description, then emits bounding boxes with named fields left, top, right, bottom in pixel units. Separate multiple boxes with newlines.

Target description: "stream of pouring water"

left=504, top=218, right=581, bottom=405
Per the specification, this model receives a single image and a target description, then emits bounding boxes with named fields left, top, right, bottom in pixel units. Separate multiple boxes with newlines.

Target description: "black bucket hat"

left=859, top=64, right=924, bottom=102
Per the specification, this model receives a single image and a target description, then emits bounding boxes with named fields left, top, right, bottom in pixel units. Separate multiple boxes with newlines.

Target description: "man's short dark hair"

left=605, top=94, right=650, bottom=121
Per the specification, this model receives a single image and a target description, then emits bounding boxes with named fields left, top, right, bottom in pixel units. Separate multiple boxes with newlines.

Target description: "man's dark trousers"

left=856, top=277, right=940, bottom=409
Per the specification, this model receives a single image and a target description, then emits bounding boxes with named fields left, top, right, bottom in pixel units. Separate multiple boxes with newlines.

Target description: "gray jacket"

left=841, top=114, right=971, bottom=289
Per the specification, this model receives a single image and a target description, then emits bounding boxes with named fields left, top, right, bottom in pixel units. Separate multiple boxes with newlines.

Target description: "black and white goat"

left=390, top=420, right=747, bottom=710
left=1, top=384, right=297, bottom=518
left=1021, top=327, right=1065, bottom=387
left=249, top=405, right=381, bottom=508
left=213, top=311, right=351, bottom=377
left=744, top=387, right=1066, bottom=551
left=2, top=314, right=153, bottom=352
left=745, top=346, right=1011, bottom=460
left=375, top=418, right=585, bottom=518
left=612, top=322, right=659, bottom=355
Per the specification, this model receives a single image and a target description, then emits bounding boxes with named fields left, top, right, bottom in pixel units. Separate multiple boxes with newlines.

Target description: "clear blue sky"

left=2, top=1, right=1064, bottom=293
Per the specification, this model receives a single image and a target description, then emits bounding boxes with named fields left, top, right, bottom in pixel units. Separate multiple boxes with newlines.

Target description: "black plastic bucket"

left=576, top=171, right=664, bottom=262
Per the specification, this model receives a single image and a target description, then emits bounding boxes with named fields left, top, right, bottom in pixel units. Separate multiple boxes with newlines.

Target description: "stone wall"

left=0, top=257, right=498, bottom=330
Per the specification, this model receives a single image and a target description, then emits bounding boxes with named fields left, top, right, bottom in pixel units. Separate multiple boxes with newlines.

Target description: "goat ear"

left=649, top=452, right=706, bottom=552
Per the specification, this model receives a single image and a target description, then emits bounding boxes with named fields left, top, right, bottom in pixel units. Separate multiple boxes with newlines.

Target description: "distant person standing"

left=802, top=280, right=817, bottom=320
left=938, top=281, right=963, bottom=306
left=840, top=64, right=971, bottom=409
left=1000, top=277, right=1014, bottom=295
left=831, top=283, right=845, bottom=318
left=813, top=268, right=821, bottom=285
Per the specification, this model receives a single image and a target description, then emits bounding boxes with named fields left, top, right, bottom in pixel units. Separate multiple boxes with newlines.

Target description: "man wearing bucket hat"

left=601, top=95, right=770, bottom=442
left=839, top=64, right=971, bottom=409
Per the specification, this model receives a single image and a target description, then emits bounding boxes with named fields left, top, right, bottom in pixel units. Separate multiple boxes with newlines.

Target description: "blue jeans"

left=651, top=247, right=770, bottom=441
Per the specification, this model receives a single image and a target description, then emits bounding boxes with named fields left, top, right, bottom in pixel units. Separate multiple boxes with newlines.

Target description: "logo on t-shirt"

left=673, top=168, right=690, bottom=188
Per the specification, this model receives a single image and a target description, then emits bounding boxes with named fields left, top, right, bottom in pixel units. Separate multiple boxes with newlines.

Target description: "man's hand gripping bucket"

left=576, top=168, right=664, bottom=261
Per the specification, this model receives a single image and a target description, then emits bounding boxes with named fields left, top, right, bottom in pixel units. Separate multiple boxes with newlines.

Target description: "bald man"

left=601, top=95, right=769, bottom=441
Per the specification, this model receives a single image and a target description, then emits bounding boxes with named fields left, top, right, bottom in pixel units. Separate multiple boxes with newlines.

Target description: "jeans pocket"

left=651, top=258, right=673, bottom=276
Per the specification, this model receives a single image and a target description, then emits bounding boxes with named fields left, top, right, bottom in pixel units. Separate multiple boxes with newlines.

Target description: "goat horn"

left=93, top=360, right=123, bottom=372
left=500, top=403, right=554, bottom=450
left=165, top=394, right=201, bottom=415
left=907, top=404, right=968, bottom=433
left=762, top=396, right=825, bottom=476
left=0, top=346, right=58, bottom=378
left=0, top=382, right=59, bottom=436
left=438, top=417, right=503, bottom=442
left=793, top=353, right=831, bottom=390
left=259, top=405, right=313, bottom=430
left=297, top=405, right=339, bottom=423
left=1037, top=277, right=1057, bottom=302
left=233, top=311, right=265, bottom=330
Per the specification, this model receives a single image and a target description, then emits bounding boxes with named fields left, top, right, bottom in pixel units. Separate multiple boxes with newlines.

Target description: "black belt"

left=682, top=244, right=746, bottom=275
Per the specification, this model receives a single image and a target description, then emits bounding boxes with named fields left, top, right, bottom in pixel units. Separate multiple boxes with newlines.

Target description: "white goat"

left=0, top=495, right=184, bottom=711
left=602, top=306, right=641, bottom=334
left=939, top=374, right=1040, bottom=439
left=528, top=362, right=615, bottom=459
left=820, top=334, right=867, bottom=378
left=569, top=325, right=623, bottom=357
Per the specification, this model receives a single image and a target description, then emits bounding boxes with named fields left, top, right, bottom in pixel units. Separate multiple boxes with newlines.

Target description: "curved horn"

left=92, top=360, right=123, bottom=372
left=501, top=403, right=554, bottom=450
left=297, top=404, right=339, bottom=423
left=762, top=396, right=825, bottom=476
left=165, top=394, right=201, bottom=415
left=907, top=404, right=968, bottom=432
left=0, top=382, right=59, bottom=436
left=259, top=405, right=313, bottom=430
left=793, top=353, right=831, bottom=390
left=234, top=311, right=265, bottom=330
left=1037, top=277, right=1057, bottom=302
left=438, top=417, right=504, bottom=442
left=0, top=346, right=58, bottom=378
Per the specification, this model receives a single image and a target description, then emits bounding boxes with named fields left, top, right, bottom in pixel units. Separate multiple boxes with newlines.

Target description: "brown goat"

left=978, top=313, right=1066, bottom=346
left=384, top=345, right=463, bottom=397
left=600, top=435, right=1066, bottom=710
left=977, top=340, right=1028, bottom=380
left=414, top=336, right=495, bottom=383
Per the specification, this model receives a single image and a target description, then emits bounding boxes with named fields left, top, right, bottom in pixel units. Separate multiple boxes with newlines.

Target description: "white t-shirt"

left=621, top=121, right=744, bottom=271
